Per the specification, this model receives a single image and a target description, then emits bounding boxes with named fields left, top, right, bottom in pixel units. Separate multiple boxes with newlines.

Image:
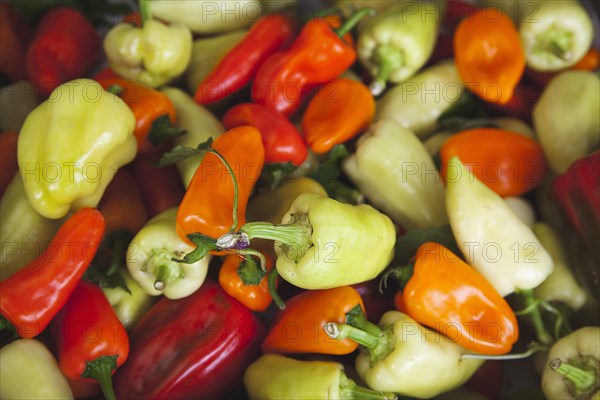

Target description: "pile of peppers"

left=1, top=0, right=599, bottom=399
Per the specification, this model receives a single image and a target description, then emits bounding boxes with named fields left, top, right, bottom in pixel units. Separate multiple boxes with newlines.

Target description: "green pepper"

left=490, top=117, right=535, bottom=139
left=126, top=207, right=211, bottom=299
left=0, top=81, right=41, bottom=132
left=0, top=339, right=74, bottom=399
left=446, top=157, right=553, bottom=297
left=541, top=327, right=600, bottom=400
left=325, top=310, right=483, bottom=398
left=104, top=19, right=192, bottom=88
left=423, top=131, right=452, bottom=157
left=161, top=87, right=224, bottom=187
left=533, top=71, right=600, bottom=175
left=375, top=60, right=464, bottom=138
left=343, top=119, right=448, bottom=230
left=504, top=196, right=536, bottom=228
left=17, top=78, right=136, bottom=219
left=244, top=354, right=397, bottom=400
left=357, top=0, right=444, bottom=95
left=102, top=268, right=155, bottom=330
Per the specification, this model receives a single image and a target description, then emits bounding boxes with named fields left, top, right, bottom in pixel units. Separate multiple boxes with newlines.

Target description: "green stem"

left=324, top=322, right=381, bottom=349
left=339, top=374, right=398, bottom=400
left=81, top=355, right=118, bottom=400
left=329, top=181, right=364, bottom=205
left=345, top=305, right=383, bottom=338
left=106, top=84, right=123, bottom=96
left=267, top=267, right=286, bottom=310
left=236, top=255, right=265, bottom=286
left=550, top=358, right=598, bottom=394
left=516, top=289, right=554, bottom=346
left=369, top=46, right=404, bottom=96
left=462, top=344, right=548, bottom=360
left=139, top=0, right=151, bottom=24
left=334, top=7, right=376, bottom=38
left=206, top=148, right=240, bottom=233
left=534, top=25, right=573, bottom=62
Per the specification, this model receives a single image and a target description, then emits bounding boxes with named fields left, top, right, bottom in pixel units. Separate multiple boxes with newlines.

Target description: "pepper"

left=490, top=116, right=536, bottom=139
left=0, top=208, right=105, bottom=338
left=532, top=223, right=587, bottom=311
left=533, top=71, right=600, bottom=175
left=26, top=7, right=100, bottom=97
left=161, top=87, right=225, bottom=187
left=0, top=81, right=41, bottom=132
left=102, top=268, right=154, bottom=330
left=401, top=242, right=519, bottom=355
left=374, top=60, right=464, bottom=138
left=504, top=196, right=536, bottom=228
left=445, top=157, right=553, bottom=297
left=244, top=354, right=398, bottom=400
left=343, top=119, right=448, bottom=230
left=440, top=127, right=547, bottom=197
left=0, top=130, right=18, bottom=197
left=195, top=13, right=295, bottom=104
left=541, top=327, right=600, bottom=400
left=103, top=19, right=192, bottom=88
left=356, top=1, right=443, bottom=95
left=96, top=77, right=181, bottom=154
left=113, top=279, right=265, bottom=399
left=127, top=207, right=210, bottom=299
left=17, top=78, right=137, bottom=219
left=302, top=78, right=375, bottom=154
left=218, top=253, right=274, bottom=312
left=252, top=9, right=373, bottom=116
left=51, top=280, right=129, bottom=400
left=263, top=287, right=366, bottom=355
left=520, top=0, right=594, bottom=72
left=325, top=310, right=483, bottom=398
left=0, top=339, right=74, bottom=399
left=0, top=2, right=33, bottom=83
left=222, top=103, right=307, bottom=166
left=454, top=8, right=525, bottom=104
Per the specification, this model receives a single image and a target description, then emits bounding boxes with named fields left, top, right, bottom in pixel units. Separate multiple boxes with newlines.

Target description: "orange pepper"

left=321, top=14, right=354, bottom=47
left=176, top=126, right=265, bottom=244
left=96, top=77, right=179, bottom=153
left=571, top=47, right=600, bottom=71
left=402, top=242, right=519, bottom=355
left=262, top=286, right=365, bottom=355
left=454, top=9, right=525, bottom=105
left=302, top=78, right=375, bottom=154
left=0, top=130, right=19, bottom=197
left=440, top=128, right=547, bottom=197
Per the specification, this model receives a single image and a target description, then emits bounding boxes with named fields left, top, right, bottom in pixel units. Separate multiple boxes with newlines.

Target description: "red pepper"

left=26, top=7, right=100, bottom=97
left=113, top=280, right=264, bottom=399
left=0, top=208, right=105, bottom=338
left=0, top=2, right=34, bottom=82
left=251, top=9, right=371, bottom=116
left=195, top=13, right=295, bottom=104
left=222, top=103, right=307, bottom=166
left=352, top=279, right=396, bottom=324
left=51, top=280, right=129, bottom=400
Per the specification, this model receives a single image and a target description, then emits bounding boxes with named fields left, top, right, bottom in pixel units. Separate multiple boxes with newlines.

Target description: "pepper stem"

left=515, top=289, right=554, bottom=346
left=81, top=355, right=118, bottom=400
left=324, top=322, right=381, bottom=349
left=204, top=147, right=240, bottom=233
left=329, top=181, right=365, bottom=205
left=369, top=46, right=404, bottom=96
left=147, top=249, right=182, bottom=291
left=462, top=343, right=548, bottom=360
left=139, top=0, right=151, bottom=24
left=334, top=7, right=376, bottom=38
left=533, top=24, right=574, bottom=62
left=550, top=358, right=599, bottom=396
left=339, top=374, right=398, bottom=400
left=267, top=267, right=286, bottom=310
left=106, top=84, right=123, bottom=96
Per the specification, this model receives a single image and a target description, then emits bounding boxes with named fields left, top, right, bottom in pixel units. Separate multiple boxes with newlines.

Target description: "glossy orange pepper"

left=176, top=126, right=265, bottom=244
left=440, top=128, right=547, bottom=197
left=218, top=253, right=274, bottom=312
left=454, top=9, right=525, bottom=105
left=262, top=286, right=365, bottom=355
left=96, top=77, right=178, bottom=153
left=302, top=78, right=375, bottom=154
left=402, top=242, right=519, bottom=355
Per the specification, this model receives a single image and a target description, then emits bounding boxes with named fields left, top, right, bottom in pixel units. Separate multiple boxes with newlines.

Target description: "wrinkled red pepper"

left=26, top=7, right=100, bottom=97
left=222, top=103, right=308, bottom=166
left=113, top=280, right=265, bottom=399
left=51, top=280, right=129, bottom=400
left=195, top=13, right=295, bottom=104
left=0, top=208, right=105, bottom=338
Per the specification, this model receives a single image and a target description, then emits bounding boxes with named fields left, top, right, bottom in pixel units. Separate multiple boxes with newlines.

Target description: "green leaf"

left=173, top=233, right=218, bottom=264
left=394, top=224, right=461, bottom=265
left=258, top=162, right=297, bottom=191
left=147, top=114, right=187, bottom=145
left=82, top=229, right=133, bottom=294
left=438, top=90, right=488, bottom=124
left=157, top=138, right=214, bottom=167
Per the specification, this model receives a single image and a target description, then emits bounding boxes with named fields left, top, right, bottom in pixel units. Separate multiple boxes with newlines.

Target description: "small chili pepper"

left=51, top=280, right=129, bottom=400
left=96, top=77, right=183, bottom=154
left=0, top=130, right=18, bottom=197
left=252, top=8, right=374, bottom=116
left=0, top=208, right=105, bottom=338
left=195, top=13, right=295, bottom=104
left=26, top=7, right=101, bottom=97
left=302, top=78, right=375, bottom=154
left=454, top=8, right=525, bottom=104
left=222, top=103, right=307, bottom=166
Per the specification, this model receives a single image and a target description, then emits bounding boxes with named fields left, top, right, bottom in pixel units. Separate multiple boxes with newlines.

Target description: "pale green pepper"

left=0, top=339, right=74, bottom=399
left=17, top=79, right=136, bottom=219
left=357, top=0, right=444, bottom=95
left=533, top=71, right=600, bottom=174
left=504, top=196, right=536, bottom=228
left=343, top=119, right=448, bottom=230
left=446, top=157, right=554, bottom=297
left=0, top=81, right=41, bottom=132
left=161, top=87, right=224, bottom=187
left=127, top=207, right=211, bottom=299
left=102, top=268, right=155, bottom=330
left=104, top=19, right=192, bottom=88
left=490, top=117, right=535, bottom=139
left=423, top=131, right=452, bottom=157
left=325, top=310, right=483, bottom=398
left=244, top=354, right=397, bottom=400
left=375, top=60, right=464, bottom=137
left=0, top=176, right=61, bottom=280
